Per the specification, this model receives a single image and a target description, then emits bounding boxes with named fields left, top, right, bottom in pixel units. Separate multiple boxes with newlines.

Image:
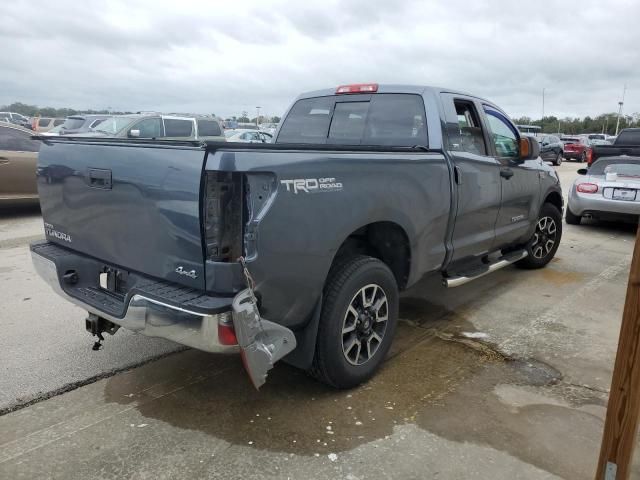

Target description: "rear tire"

left=310, top=255, right=399, bottom=389
left=516, top=203, right=562, bottom=269
left=554, top=152, right=563, bottom=166
left=565, top=207, right=581, bottom=225
left=580, top=151, right=587, bottom=163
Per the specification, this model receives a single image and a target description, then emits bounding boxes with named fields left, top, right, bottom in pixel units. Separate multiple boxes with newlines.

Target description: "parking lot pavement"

left=1, top=161, right=640, bottom=479
left=0, top=205, right=182, bottom=413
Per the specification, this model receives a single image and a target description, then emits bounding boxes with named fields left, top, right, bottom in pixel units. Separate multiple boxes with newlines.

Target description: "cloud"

left=0, top=0, right=638, bottom=119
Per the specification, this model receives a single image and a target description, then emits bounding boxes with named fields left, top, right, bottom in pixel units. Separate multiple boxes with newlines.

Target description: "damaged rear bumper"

left=30, top=242, right=297, bottom=386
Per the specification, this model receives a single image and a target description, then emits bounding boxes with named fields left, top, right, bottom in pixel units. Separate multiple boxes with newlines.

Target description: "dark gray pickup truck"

left=31, top=84, right=563, bottom=389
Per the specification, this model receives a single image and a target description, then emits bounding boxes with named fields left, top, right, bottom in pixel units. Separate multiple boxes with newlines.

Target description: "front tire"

left=516, top=203, right=562, bottom=269
left=310, top=255, right=399, bottom=389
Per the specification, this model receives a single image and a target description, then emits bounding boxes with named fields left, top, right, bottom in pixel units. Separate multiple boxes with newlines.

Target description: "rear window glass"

left=363, top=94, right=427, bottom=146
left=164, top=119, right=193, bottom=137
left=62, top=118, right=85, bottom=130
left=561, top=137, right=580, bottom=143
left=591, top=160, right=640, bottom=176
left=328, top=102, right=369, bottom=144
left=277, top=93, right=428, bottom=146
left=277, top=97, right=334, bottom=144
left=197, top=119, right=222, bottom=137
left=38, top=118, right=51, bottom=127
left=53, top=119, right=65, bottom=126
left=615, top=130, right=640, bottom=145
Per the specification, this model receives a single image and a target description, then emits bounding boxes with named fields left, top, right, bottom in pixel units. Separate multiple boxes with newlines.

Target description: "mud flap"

left=231, top=289, right=297, bottom=389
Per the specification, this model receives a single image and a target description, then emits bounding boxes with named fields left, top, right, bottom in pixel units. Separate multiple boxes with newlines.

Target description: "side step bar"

left=443, top=250, right=528, bottom=288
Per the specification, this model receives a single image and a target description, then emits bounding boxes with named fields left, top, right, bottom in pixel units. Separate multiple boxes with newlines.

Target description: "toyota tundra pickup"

left=31, top=84, right=563, bottom=389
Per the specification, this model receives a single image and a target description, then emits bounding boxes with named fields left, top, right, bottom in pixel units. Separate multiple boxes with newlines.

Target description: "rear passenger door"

left=482, top=107, right=541, bottom=249
left=442, top=94, right=502, bottom=261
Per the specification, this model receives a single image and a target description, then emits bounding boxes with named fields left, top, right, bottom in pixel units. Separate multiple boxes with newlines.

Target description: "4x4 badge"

left=175, top=266, right=198, bottom=279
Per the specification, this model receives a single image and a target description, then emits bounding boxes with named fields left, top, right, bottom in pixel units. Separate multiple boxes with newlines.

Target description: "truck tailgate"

left=37, top=140, right=207, bottom=289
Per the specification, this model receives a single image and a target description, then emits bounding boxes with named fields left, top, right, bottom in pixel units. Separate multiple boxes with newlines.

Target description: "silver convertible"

left=566, top=157, right=640, bottom=224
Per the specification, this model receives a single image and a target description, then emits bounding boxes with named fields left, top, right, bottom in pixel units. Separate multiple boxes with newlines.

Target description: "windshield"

left=93, top=117, right=135, bottom=134
left=61, top=117, right=85, bottom=130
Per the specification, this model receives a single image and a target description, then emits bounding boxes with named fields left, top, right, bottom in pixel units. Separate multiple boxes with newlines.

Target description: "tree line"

left=512, top=112, right=640, bottom=135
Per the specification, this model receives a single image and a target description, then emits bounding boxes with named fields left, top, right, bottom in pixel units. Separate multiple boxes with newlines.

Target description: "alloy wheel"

left=531, top=216, right=557, bottom=259
left=341, top=283, right=389, bottom=366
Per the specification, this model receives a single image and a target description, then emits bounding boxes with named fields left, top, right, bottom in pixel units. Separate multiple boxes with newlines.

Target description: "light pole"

left=256, top=106, right=261, bottom=127
left=615, top=84, right=627, bottom=136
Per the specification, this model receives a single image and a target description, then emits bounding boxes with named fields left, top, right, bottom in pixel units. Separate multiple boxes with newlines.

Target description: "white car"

left=566, top=157, right=640, bottom=224
left=225, top=129, right=273, bottom=143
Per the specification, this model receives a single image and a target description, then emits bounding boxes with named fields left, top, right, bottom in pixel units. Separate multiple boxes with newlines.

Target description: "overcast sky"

left=1, top=0, right=638, bottom=120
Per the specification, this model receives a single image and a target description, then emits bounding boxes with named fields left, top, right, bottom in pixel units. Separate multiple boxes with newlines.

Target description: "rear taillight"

left=217, top=312, right=238, bottom=345
left=577, top=183, right=598, bottom=194
left=203, top=172, right=243, bottom=262
left=336, top=83, right=378, bottom=94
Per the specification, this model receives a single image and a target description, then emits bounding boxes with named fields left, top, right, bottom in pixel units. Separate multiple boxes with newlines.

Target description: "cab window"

left=450, top=100, right=487, bottom=156
left=484, top=109, right=519, bottom=160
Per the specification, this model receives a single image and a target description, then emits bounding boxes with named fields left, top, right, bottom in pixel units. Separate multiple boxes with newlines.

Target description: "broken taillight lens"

left=203, top=172, right=243, bottom=262
left=218, top=313, right=238, bottom=345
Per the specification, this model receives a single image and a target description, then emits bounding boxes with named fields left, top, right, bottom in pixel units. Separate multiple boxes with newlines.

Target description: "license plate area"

left=612, top=188, right=636, bottom=201
left=99, top=267, right=129, bottom=296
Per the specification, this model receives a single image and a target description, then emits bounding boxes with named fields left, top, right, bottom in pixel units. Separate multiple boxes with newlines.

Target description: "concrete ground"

left=1, top=162, right=639, bottom=479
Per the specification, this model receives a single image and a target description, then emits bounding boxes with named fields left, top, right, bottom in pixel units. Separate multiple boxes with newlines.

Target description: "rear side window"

left=0, top=126, right=40, bottom=152
left=197, top=119, right=222, bottom=137
left=38, top=118, right=51, bottom=127
left=277, top=93, right=427, bottom=146
left=53, top=119, right=65, bottom=126
left=616, top=130, right=640, bottom=145
left=164, top=119, right=193, bottom=137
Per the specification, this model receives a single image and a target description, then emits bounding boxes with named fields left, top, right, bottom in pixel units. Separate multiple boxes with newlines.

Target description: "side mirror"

left=577, top=168, right=588, bottom=175
left=519, top=136, right=540, bottom=161
left=128, top=129, right=140, bottom=138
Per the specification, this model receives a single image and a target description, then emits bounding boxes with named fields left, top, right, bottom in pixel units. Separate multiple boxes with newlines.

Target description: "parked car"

left=589, top=128, right=640, bottom=167
left=33, top=117, right=65, bottom=133
left=0, top=112, right=32, bottom=129
left=58, top=115, right=111, bottom=135
left=566, top=157, right=640, bottom=224
left=87, top=114, right=225, bottom=141
left=561, top=136, right=590, bottom=162
left=260, top=123, right=278, bottom=136
left=31, top=84, right=562, bottom=389
left=539, top=134, right=564, bottom=165
left=0, top=122, right=40, bottom=204
left=226, top=129, right=273, bottom=143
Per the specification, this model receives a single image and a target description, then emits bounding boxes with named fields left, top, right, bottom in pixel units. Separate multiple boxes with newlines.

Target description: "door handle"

left=500, top=168, right=514, bottom=179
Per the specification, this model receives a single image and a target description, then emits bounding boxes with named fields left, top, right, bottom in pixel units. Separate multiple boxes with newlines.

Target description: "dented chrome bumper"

left=31, top=246, right=297, bottom=388
left=31, top=250, right=239, bottom=354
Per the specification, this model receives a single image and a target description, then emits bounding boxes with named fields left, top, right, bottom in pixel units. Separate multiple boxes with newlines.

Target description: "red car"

left=561, top=136, right=591, bottom=162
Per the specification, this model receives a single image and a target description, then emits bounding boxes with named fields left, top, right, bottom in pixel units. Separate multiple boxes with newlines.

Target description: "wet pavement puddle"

left=99, top=299, right=607, bottom=478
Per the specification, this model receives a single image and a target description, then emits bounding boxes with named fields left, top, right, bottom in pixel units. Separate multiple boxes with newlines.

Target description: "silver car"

left=566, top=157, right=640, bottom=224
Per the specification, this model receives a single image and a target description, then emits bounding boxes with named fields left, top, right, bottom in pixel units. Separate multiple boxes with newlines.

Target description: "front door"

left=442, top=95, right=502, bottom=261
left=481, top=107, right=541, bottom=249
